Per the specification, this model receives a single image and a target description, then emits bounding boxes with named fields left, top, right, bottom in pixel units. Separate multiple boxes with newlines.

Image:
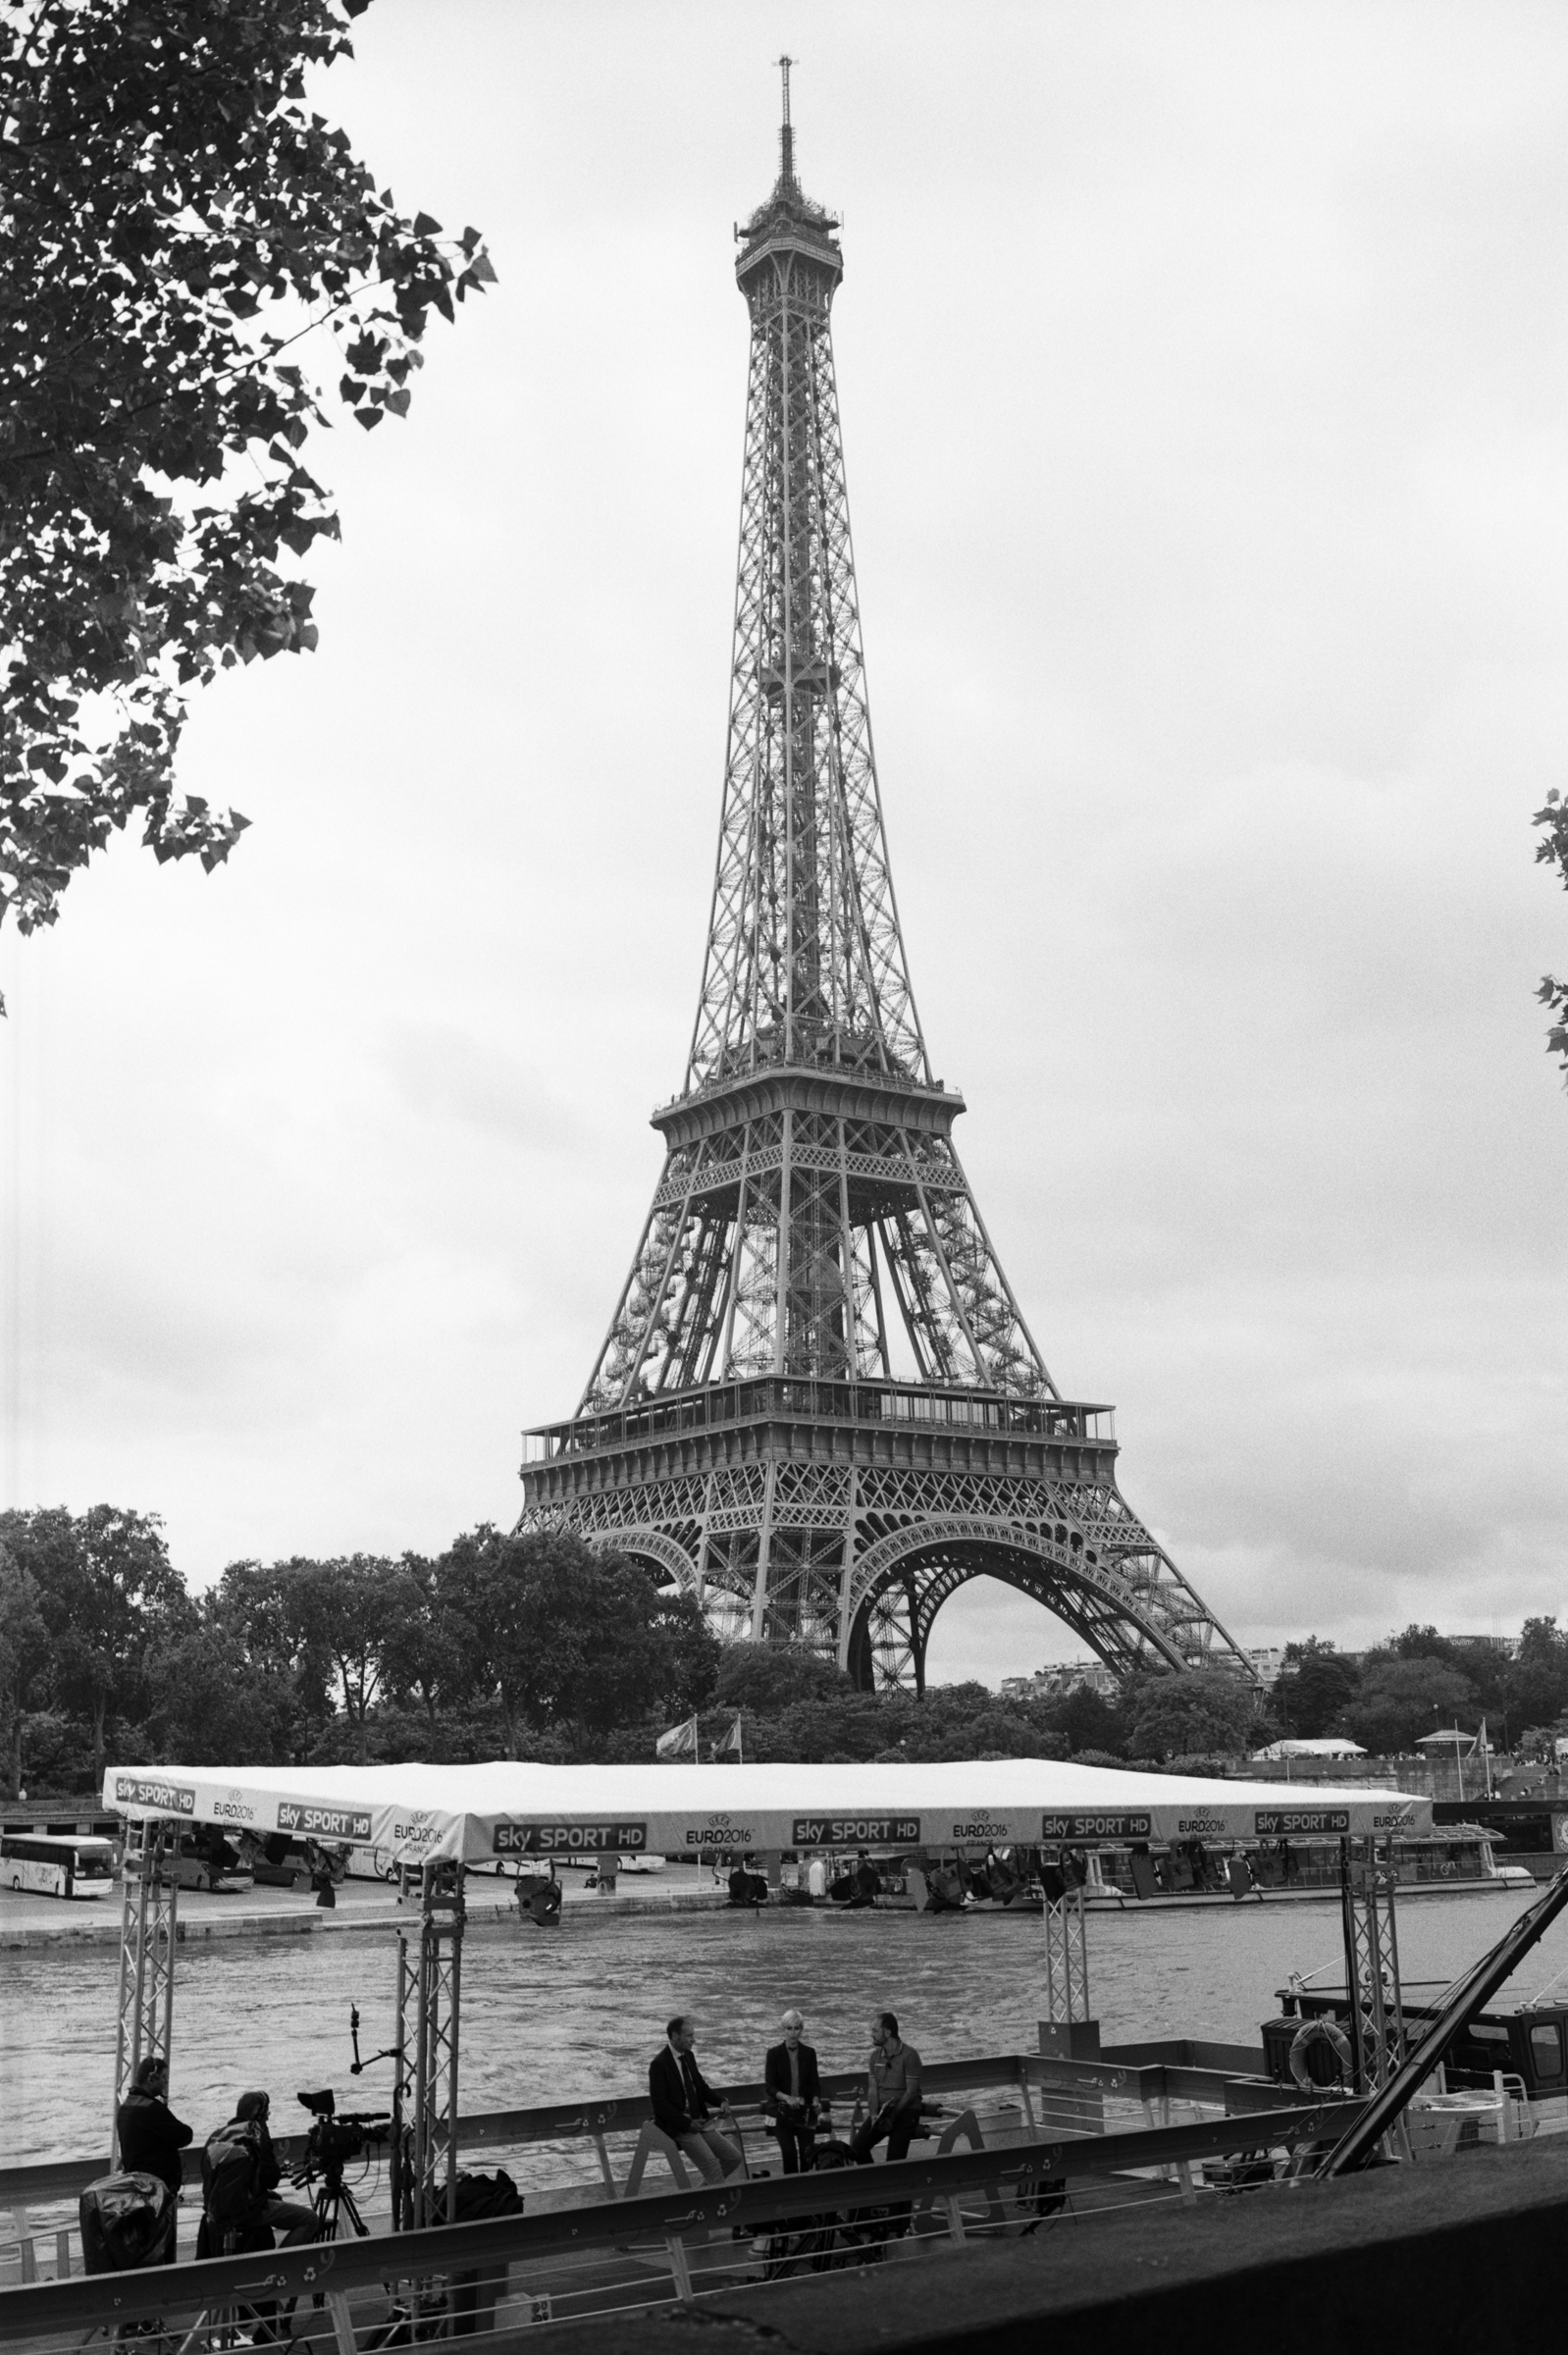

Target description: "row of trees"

left=0, top=1508, right=719, bottom=1797
left=0, top=1502, right=1288, bottom=1792
left=1277, top=1624, right=1568, bottom=1754
left=4, top=1504, right=1566, bottom=1796
left=699, top=1647, right=1269, bottom=1769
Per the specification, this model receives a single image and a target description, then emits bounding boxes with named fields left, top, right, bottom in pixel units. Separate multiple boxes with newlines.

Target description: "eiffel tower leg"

left=752, top=1463, right=777, bottom=1639
left=907, top=1573, right=926, bottom=1699
left=834, top=1469, right=860, bottom=1673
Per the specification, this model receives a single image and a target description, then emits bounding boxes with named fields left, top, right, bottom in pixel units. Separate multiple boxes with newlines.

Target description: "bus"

left=1, top=1833, right=117, bottom=1900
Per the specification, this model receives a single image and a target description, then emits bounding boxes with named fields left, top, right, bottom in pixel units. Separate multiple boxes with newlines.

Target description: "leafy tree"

left=1127, top=1668, right=1260, bottom=1761
left=209, top=1556, right=338, bottom=1756
left=277, top=1553, right=409, bottom=1758
left=439, top=1527, right=720, bottom=1751
left=379, top=1552, right=475, bottom=1739
left=0, top=1503, right=186, bottom=1788
left=744, top=1691, right=892, bottom=1765
left=1504, top=1618, right=1568, bottom=1736
left=0, top=0, right=494, bottom=973
left=722, top=1677, right=1072, bottom=1767
left=0, top=1543, right=49, bottom=1796
left=1277, top=1640, right=1360, bottom=1739
left=141, top=1596, right=291, bottom=1764
left=1536, top=787, right=1568, bottom=1081
left=1387, top=1624, right=1466, bottom=1669
left=1341, top=1654, right=1477, bottom=1755
left=1037, top=1683, right=1125, bottom=1757
left=713, top=1645, right=855, bottom=1716
left=209, top=1551, right=433, bottom=1761
left=1369, top=1627, right=1513, bottom=1721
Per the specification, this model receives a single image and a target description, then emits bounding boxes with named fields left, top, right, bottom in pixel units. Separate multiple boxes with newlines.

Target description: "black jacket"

left=650, top=2044, right=718, bottom=2139
left=763, top=2040, right=821, bottom=2117
left=256, top=2120, right=284, bottom=2196
left=116, top=2090, right=193, bottom=2194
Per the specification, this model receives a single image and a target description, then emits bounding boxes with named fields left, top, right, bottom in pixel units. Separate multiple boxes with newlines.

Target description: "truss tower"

left=520, top=70, right=1251, bottom=1691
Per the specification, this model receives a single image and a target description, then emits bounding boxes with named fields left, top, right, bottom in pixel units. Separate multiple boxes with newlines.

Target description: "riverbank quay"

left=579, top=2131, right=1568, bottom=2355
left=0, top=1868, right=729, bottom=1949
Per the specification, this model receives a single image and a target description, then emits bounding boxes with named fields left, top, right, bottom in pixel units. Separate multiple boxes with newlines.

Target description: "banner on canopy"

left=104, top=1761, right=1430, bottom=1863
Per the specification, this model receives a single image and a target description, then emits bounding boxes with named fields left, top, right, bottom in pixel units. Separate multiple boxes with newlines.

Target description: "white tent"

left=104, top=1756, right=1430, bottom=1862
left=1253, top=1738, right=1368, bottom=1760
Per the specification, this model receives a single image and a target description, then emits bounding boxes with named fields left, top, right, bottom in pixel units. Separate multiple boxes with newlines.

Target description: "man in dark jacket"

left=233, top=2091, right=317, bottom=2243
left=763, top=2010, right=823, bottom=2172
left=115, top=2055, right=193, bottom=2253
left=649, top=2016, right=743, bottom=2183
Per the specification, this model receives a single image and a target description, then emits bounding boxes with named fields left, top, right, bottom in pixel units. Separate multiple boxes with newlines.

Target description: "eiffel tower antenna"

left=520, top=76, right=1253, bottom=1693
left=777, top=55, right=796, bottom=189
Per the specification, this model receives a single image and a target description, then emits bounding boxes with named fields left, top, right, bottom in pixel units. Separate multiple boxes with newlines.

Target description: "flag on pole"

left=719, top=1712, right=745, bottom=1762
left=655, top=1713, right=700, bottom=1759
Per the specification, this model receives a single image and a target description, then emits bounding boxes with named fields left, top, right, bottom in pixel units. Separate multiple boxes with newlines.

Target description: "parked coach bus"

left=0, top=1833, right=116, bottom=1899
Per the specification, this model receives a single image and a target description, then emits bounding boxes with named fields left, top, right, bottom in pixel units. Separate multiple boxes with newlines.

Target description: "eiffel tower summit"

left=520, top=67, right=1251, bottom=1694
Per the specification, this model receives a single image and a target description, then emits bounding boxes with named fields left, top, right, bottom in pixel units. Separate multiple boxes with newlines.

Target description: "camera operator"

left=235, top=2092, right=318, bottom=2243
left=200, top=2092, right=317, bottom=2260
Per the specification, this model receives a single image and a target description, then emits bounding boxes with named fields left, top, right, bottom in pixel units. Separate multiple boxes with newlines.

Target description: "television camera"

left=295, top=2087, right=391, bottom=2184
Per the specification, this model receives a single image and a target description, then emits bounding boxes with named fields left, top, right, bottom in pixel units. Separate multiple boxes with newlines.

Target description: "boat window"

left=1529, top=2022, right=1564, bottom=2078
left=1466, top=2023, right=1509, bottom=2043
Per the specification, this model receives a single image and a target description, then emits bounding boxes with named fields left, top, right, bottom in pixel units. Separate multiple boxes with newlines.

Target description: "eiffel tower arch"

left=520, top=69, right=1252, bottom=1694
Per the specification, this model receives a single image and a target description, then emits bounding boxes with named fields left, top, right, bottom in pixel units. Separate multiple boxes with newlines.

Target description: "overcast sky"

left=3, top=1, right=1566, bottom=1686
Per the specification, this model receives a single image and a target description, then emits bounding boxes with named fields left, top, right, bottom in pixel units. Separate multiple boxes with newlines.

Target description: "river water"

left=4, top=1886, right=1564, bottom=2171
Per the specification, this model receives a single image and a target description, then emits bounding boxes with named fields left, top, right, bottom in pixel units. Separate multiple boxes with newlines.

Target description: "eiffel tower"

left=520, top=67, right=1252, bottom=1693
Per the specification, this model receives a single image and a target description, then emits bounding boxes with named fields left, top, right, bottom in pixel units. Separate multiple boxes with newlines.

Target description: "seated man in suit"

left=649, top=2015, right=744, bottom=2184
left=763, top=2009, right=823, bottom=2173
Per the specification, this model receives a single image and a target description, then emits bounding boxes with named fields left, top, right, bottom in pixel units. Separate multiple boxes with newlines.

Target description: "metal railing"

left=0, top=2097, right=1355, bottom=2349
left=1, top=2048, right=1317, bottom=2287
left=525, top=1375, right=1113, bottom=1461
left=3, top=2052, right=1225, bottom=2213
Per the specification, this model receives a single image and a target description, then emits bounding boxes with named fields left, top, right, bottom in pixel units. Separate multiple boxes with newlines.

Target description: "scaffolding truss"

left=1339, top=1836, right=1407, bottom=2094
left=1042, top=1883, right=1090, bottom=2026
left=408, top=1859, right=465, bottom=2229
left=110, top=1816, right=178, bottom=2163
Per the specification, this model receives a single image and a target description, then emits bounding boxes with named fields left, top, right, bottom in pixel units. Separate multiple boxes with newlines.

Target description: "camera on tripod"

left=295, top=2087, right=390, bottom=2178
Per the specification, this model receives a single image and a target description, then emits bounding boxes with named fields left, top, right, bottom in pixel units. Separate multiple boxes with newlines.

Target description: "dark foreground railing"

left=0, top=2100, right=1353, bottom=2349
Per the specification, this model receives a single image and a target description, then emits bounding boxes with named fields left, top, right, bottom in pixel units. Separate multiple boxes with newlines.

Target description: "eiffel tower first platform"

left=520, top=69, right=1251, bottom=1693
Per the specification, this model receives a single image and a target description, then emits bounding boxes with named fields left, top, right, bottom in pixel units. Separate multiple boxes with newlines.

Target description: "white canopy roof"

left=1253, top=1738, right=1368, bottom=1759
left=104, top=1756, right=1430, bottom=1862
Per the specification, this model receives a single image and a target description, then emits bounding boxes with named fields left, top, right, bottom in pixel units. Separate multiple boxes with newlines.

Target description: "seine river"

left=4, top=1885, right=1565, bottom=2172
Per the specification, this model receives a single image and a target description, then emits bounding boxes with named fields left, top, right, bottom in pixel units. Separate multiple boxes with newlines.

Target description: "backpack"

left=203, top=2120, right=265, bottom=2224
left=451, top=2168, right=523, bottom=2223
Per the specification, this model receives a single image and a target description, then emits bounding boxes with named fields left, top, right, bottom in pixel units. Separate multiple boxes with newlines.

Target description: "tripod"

left=304, top=2164, right=373, bottom=2242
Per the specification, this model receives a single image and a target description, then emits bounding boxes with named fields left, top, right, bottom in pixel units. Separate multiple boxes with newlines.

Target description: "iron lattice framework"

left=520, top=70, right=1251, bottom=1692
left=111, top=1817, right=177, bottom=2164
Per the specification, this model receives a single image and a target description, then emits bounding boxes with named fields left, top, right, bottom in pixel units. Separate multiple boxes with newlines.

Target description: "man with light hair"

left=763, top=2008, right=823, bottom=2172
